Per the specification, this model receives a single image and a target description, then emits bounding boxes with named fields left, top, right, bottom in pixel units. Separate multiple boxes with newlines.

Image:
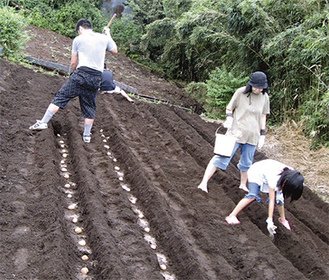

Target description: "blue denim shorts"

left=245, top=182, right=284, bottom=205
left=210, top=142, right=256, bottom=171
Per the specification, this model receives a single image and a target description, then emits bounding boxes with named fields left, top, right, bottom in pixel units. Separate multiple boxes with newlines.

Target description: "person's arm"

left=108, top=39, right=117, bottom=54
left=223, top=108, right=234, bottom=128
left=70, top=53, right=78, bottom=72
left=266, top=187, right=277, bottom=237
left=258, top=114, right=267, bottom=149
left=260, top=114, right=267, bottom=131
left=268, top=187, right=275, bottom=219
left=226, top=108, right=233, bottom=115
left=120, top=89, right=134, bottom=103
left=103, top=27, right=118, bottom=54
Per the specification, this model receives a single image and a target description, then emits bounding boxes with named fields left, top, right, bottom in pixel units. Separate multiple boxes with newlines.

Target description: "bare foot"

left=197, top=183, right=208, bottom=193
left=225, top=216, right=240, bottom=225
left=239, top=185, right=249, bottom=192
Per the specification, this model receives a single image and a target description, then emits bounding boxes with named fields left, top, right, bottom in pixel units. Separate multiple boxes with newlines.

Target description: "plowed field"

left=0, top=26, right=328, bottom=279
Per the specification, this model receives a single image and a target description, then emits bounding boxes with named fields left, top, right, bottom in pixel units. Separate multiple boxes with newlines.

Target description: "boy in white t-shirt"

left=225, top=159, right=304, bottom=237
left=29, top=19, right=117, bottom=143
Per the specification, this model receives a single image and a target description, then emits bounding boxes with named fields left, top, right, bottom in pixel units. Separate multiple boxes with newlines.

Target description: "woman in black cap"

left=197, top=71, right=270, bottom=193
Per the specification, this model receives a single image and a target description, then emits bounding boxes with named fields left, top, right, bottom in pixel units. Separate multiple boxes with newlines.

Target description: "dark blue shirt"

left=100, top=70, right=116, bottom=91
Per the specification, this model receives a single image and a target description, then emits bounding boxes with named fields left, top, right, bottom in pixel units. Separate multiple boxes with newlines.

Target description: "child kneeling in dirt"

left=99, top=64, right=134, bottom=103
left=225, top=159, right=303, bottom=237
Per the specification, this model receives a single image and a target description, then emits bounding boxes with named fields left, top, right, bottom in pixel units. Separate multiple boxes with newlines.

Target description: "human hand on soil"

left=278, top=217, right=291, bottom=231
left=266, top=217, right=277, bottom=236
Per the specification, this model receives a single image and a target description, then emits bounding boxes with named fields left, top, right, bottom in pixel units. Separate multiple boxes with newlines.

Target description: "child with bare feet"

left=225, top=159, right=303, bottom=237
left=197, top=72, right=270, bottom=193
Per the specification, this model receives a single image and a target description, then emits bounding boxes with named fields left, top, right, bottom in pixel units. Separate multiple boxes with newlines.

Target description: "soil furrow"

left=129, top=98, right=329, bottom=279
left=1, top=57, right=328, bottom=279
left=56, top=108, right=164, bottom=279
left=94, top=95, right=311, bottom=279
left=96, top=95, right=211, bottom=279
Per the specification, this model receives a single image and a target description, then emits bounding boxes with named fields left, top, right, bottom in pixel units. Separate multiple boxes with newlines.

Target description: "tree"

left=125, top=0, right=165, bottom=32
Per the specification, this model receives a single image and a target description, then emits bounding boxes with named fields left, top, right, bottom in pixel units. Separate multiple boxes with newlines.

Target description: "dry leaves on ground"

left=263, top=121, right=328, bottom=203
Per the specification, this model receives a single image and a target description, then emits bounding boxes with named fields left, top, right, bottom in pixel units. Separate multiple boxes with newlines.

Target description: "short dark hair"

left=75, top=19, right=92, bottom=32
left=277, top=168, right=304, bottom=202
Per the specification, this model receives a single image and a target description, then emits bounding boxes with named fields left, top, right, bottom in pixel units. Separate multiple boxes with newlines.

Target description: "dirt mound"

left=0, top=26, right=328, bottom=279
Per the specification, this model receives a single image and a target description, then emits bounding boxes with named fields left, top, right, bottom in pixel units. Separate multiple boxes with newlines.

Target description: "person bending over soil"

left=225, top=159, right=304, bottom=238
left=99, top=63, right=134, bottom=103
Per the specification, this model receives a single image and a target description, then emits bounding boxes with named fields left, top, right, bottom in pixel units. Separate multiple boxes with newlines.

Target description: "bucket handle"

left=215, top=127, right=222, bottom=135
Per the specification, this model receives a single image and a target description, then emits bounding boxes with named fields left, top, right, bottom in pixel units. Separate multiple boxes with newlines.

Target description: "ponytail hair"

left=277, top=168, right=304, bottom=202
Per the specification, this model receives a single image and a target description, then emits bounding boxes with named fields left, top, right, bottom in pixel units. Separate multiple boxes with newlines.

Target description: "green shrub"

left=205, top=67, right=248, bottom=119
left=22, top=0, right=107, bottom=38
left=163, top=0, right=192, bottom=18
left=140, top=18, right=175, bottom=61
left=50, top=0, right=107, bottom=37
left=110, top=14, right=143, bottom=56
left=0, top=7, right=28, bottom=57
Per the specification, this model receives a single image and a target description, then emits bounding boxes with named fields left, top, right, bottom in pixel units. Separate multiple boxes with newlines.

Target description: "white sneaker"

left=29, top=120, right=48, bottom=130
left=239, top=185, right=249, bottom=192
left=83, top=135, right=91, bottom=143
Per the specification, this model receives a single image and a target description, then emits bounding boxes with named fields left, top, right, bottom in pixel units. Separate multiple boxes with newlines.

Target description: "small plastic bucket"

left=214, top=133, right=236, bottom=157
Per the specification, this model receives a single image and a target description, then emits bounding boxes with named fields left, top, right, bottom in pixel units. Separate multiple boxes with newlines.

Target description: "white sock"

left=83, top=124, right=92, bottom=136
left=41, top=109, right=54, bottom=123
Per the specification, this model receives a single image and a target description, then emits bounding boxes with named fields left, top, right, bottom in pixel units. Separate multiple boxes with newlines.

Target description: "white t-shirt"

left=71, top=30, right=116, bottom=72
left=248, top=159, right=291, bottom=193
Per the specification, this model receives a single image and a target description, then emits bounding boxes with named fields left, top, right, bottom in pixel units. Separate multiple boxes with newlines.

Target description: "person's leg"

left=80, top=80, right=97, bottom=143
left=29, top=103, right=60, bottom=130
left=226, top=182, right=260, bottom=224
left=41, top=103, right=59, bottom=122
left=239, top=170, right=248, bottom=192
left=198, top=143, right=240, bottom=193
left=120, top=89, right=134, bottom=102
left=237, top=143, right=257, bottom=191
left=83, top=118, right=94, bottom=143
left=30, top=74, right=76, bottom=130
left=47, top=103, right=60, bottom=114
left=197, top=161, right=217, bottom=193
left=226, top=197, right=255, bottom=224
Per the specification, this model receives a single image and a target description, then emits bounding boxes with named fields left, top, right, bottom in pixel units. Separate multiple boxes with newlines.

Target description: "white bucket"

left=214, top=133, right=236, bottom=157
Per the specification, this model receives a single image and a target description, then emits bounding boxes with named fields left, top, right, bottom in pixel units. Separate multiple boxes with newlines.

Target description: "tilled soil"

left=0, top=26, right=328, bottom=279
left=0, top=58, right=328, bottom=279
